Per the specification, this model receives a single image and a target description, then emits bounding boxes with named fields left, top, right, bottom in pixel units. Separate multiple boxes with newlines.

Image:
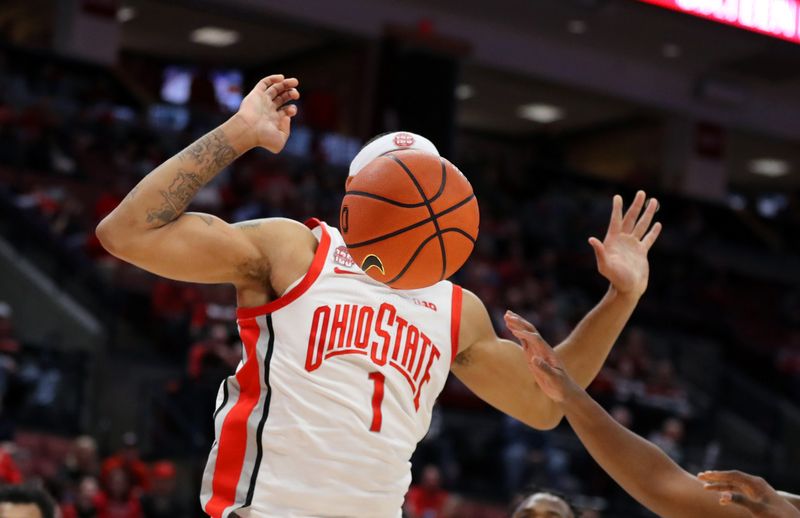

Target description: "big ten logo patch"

left=333, top=246, right=355, bottom=268
left=393, top=133, right=415, bottom=147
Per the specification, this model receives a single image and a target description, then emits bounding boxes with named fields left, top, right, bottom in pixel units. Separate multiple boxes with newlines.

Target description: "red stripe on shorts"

left=204, top=321, right=262, bottom=518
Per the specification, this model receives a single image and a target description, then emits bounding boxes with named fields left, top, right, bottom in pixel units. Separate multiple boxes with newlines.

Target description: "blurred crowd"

left=0, top=44, right=798, bottom=517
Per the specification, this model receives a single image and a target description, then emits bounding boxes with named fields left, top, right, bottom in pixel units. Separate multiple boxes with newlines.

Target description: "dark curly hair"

left=0, top=484, right=56, bottom=518
left=511, top=486, right=579, bottom=518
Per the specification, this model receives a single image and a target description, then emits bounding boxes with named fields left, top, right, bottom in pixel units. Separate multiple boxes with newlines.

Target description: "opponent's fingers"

left=642, top=222, right=662, bottom=250
left=632, top=198, right=659, bottom=239
left=621, top=190, right=647, bottom=233
left=727, top=492, right=765, bottom=514
left=703, top=482, right=742, bottom=494
left=698, top=471, right=767, bottom=496
left=504, top=310, right=537, bottom=332
left=258, top=74, right=285, bottom=90
left=607, top=195, right=623, bottom=234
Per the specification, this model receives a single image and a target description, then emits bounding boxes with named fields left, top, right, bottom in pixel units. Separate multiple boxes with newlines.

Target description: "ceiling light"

left=117, top=6, right=136, bottom=23
left=455, top=84, right=474, bottom=100
left=662, top=43, right=681, bottom=58
left=517, top=103, right=564, bottom=124
left=749, top=158, right=790, bottom=177
left=190, top=27, right=240, bottom=47
left=567, top=19, right=587, bottom=34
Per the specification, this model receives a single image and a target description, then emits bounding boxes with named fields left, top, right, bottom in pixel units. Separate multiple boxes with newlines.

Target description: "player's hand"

left=234, top=74, right=300, bottom=153
left=698, top=470, right=800, bottom=518
left=504, top=311, right=581, bottom=404
left=590, top=191, right=662, bottom=298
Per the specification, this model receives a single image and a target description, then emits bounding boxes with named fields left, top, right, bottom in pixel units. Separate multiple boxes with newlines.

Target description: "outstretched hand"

left=235, top=74, right=300, bottom=153
left=590, top=191, right=662, bottom=297
left=503, top=311, right=581, bottom=404
left=699, top=471, right=800, bottom=518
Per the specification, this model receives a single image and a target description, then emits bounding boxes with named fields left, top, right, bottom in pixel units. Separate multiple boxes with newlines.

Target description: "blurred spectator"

left=59, top=436, right=100, bottom=492
left=104, top=468, right=142, bottom=518
left=0, top=484, right=56, bottom=518
left=187, top=323, right=240, bottom=382
left=502, top=416, right=570, bottom=497
left=0, top=442, right=23, bottom=484
left=139, top=461, right=186, bottom=518
left=100, top=433, right=149, bottom=494
left=643, top=360, right=690, bottom=417
left=61, top=476, right=109, bottom=518
left=405, top=465, right=452, bottom=518
left=510, top=489, right=575, bottom=518
left=648, top=417, right=686, bottom=465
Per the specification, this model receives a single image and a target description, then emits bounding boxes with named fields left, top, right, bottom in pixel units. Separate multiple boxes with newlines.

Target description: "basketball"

left=340, top=149, right=480, bottom=290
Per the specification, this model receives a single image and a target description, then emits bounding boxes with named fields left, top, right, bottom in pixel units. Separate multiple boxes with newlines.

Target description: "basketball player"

left=511, top=489, right=576, bottom=518
left=96, top=74, right=662, bottom=517
left=507, top=312, right=800, bottom=518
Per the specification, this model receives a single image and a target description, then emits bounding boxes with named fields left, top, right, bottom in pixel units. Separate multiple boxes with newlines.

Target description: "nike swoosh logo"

left=334, top=267, right=363, bottom=275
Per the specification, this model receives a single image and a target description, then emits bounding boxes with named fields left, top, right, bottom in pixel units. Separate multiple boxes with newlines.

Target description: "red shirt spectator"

left=101, top=433, right=149, bottom=493
left=405, top=465, right=450, bottom=518
left=0, top=445, right=22, bottom=484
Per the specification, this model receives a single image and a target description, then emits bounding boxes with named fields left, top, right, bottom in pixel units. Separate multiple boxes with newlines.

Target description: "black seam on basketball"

left=345, top=157, right=447, bottom=208
left=242, top=315, right=275, bottom=509
left=385, top=228, right=476, bottom=285
left=345, top=194, right=475, bottom=248
left=386, top=154, right=446, bottom=280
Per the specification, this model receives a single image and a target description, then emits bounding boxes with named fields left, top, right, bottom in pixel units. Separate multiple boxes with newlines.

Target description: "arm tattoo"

left=145, top=128, right=238, bottom=226
left=146, top=171, right=203, bottom=224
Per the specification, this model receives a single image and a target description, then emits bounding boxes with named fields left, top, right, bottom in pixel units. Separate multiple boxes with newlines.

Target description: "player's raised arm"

left=451, top=192, right=661, bottom=430
left=511, top=319, right=771, bottom=518
left=96, top=75, right=305, bottom=287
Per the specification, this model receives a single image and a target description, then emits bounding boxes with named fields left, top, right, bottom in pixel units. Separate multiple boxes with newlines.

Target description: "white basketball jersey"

left=200, top=219, right=463, bottom=518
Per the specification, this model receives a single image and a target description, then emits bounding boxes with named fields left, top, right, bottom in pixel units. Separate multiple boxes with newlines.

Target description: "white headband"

left=349, top=131, right=440, bottom=177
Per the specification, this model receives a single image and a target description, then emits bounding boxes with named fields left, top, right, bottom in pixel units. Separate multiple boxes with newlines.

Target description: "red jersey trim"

left=236, top=220, right=331, bottom=320
left=450, top=285, right=463, bottom=363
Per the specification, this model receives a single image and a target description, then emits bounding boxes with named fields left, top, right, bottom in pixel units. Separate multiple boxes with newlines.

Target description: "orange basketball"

left=340, top=149, right=480, bottom=290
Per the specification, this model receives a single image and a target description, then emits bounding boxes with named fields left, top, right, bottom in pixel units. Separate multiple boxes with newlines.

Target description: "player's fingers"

left=621, top=190, right=646, bottom=233
left=608, top=195, right=623, bottom=234
left=642, top=222, right=662, bottom=250
left=258, top=74, right=284, bottom=90
left=632, top=198, right=659, bottom=239
left=274, top=88, right=300, bottom=107
left=266, top=78, right=299, bottom=100
left=588, top=237, right=605, bottom=262
left=281, top=104, right=298, bottom=117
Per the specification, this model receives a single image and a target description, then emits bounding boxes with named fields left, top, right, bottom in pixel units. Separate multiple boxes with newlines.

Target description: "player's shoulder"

left=234, top=217, right=317, bottom=252
left=455, top=286, right=495, bottom=353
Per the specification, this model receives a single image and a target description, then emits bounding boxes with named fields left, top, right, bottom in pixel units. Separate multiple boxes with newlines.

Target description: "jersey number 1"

left=368, top=372, right=385, bottom=432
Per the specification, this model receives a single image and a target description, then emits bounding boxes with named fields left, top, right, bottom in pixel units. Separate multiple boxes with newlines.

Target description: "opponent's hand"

left=504, top=311, right=581, bottom=404
left=590, top=191, right=662, bottom=298
left=698, top=470, right=800, bottom=518
left=234, top=74, right=300, bottom=153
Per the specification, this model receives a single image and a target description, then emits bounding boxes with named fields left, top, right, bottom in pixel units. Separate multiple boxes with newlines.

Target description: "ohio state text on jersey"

left=200, top=220, right=462, bottom=518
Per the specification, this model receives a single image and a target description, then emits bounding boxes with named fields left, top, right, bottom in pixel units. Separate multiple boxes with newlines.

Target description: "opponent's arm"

left=451, top=192, right=661, bottom=430
left=96, top=75, right=304, bottom=288
left=512, top=322, right=759, bottom=518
